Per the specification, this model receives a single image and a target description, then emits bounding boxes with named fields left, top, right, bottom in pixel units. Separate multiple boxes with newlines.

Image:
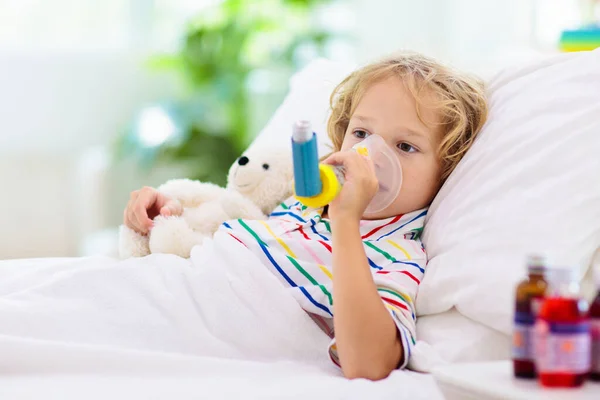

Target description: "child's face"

left=340, top=76, right=443, bottom=219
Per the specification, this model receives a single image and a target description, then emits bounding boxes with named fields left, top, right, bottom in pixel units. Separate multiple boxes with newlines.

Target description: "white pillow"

left=418, top=49, right=600, bottom=335
left=414, top=308, right=509, bottom=369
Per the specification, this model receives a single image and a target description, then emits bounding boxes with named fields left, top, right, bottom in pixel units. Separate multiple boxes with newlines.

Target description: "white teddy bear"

left=119, top=146, right=293, bottom=258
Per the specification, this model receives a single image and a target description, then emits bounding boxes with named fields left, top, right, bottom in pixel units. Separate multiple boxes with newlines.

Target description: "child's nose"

left=238, top=156, right=249, bottom=166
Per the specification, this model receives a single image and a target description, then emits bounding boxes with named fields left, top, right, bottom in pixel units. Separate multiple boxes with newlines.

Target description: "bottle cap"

left=292, top=120, right=313, bottom=143
left=526, top=254, right=546, bottom=275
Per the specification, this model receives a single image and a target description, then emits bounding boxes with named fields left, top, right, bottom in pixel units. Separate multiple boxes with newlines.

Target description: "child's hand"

left=322, top=151, right=378, bottom=221
left=124, top=187, right=183, bottom=235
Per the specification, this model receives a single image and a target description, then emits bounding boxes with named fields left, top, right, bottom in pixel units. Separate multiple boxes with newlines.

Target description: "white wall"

left=0, top=51, right=179, bottom=259
left=351, top=0, right=540, bottom=76
left=0, top=153, right=74, bottom=258
left=0, top=51, right=178, bottom=153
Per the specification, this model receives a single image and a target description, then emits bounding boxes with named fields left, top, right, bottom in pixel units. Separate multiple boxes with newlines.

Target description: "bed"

left=0, top=49, right=599, bottom=399
left=0, top=255, right=448, bottom=400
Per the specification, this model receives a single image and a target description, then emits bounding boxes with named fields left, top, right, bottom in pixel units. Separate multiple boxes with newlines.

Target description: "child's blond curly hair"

left=327, top=52, right=488, bottom=182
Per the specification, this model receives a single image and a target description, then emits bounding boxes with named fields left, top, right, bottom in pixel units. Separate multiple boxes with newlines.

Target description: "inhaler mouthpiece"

left=352, top=135, right=402, bottom=216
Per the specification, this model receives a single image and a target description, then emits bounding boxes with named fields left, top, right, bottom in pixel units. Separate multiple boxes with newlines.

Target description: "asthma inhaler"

left=291, top=120, right=402, bottom=215
left=292, top=121, right=344, bottom=208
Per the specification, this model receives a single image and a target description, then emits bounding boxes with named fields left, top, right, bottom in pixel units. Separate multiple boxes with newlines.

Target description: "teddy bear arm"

left=118, top=225, right=150, bottom=258
left=180, top=204, right=231, bottom=234
left=220, top=192, right=267, bottom=221
left=158, top=179, right=226, bottom=208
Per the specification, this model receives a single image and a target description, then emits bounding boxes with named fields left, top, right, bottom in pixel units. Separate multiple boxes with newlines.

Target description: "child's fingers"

left=123, top=187, right=162, bottom=235
left=322, top=151, right=359, bottom=169
left=160, top=200, right=182, bottom=217
left=321, top=152, right=344, bottom=166
left=323, top=151, right=374, bottom=176
left=134, top=190, right=159, bottom=234
left=124, top=195, right=147, bottom=234
left=133, top=204, right=153, bottom=234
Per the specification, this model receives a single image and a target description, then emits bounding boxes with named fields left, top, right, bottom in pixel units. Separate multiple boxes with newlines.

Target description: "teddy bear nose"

left=238, top=156, right=249, bottom=166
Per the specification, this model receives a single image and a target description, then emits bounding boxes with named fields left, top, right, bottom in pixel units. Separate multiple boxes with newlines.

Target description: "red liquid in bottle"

left=536, top=296, right=590, bottom=387
left=590, top=290, right=600, bottom=381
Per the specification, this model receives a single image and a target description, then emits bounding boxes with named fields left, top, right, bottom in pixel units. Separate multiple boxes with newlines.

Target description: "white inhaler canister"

left=352, top=134, right=403, bottom=216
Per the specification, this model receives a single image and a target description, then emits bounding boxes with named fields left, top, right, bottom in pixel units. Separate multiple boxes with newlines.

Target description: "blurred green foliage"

left=120, top=0, right=333, bottom=186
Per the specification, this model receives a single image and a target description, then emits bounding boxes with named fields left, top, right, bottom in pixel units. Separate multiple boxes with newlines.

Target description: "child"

left=124, top=53, right=488, bottom=380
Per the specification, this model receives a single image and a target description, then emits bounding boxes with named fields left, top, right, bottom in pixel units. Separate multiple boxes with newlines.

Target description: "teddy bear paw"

left=118, top=225, right=150, bottom=258
left=149, top=216, right=207, bottom=258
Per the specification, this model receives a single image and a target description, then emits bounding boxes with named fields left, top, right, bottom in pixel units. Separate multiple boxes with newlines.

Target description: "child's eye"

left=398, top=142, right=418, bottom=153
left=352, top=130, right=369, bottom=139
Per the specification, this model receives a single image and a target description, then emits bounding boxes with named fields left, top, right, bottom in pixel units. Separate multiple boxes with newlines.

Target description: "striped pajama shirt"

left=220, top=196, right=427, bottom=369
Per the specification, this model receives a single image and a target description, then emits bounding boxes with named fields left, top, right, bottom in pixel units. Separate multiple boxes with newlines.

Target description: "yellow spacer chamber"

left=294, top=164, right=342, bottom=209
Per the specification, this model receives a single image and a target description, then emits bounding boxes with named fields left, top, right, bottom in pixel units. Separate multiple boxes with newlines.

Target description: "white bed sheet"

left=0, top=359, right=439, bottom=400
left=0, top=238, right=443, bottom=400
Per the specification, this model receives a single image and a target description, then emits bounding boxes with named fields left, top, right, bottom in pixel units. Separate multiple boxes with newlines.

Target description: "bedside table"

left=432, top=361, right=599, bottom=400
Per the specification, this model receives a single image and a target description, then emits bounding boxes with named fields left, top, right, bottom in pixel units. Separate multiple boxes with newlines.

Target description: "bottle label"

left=535, top=320, right=591, bottom=374
left=592, top=319, right=600, bottom=373
left=513, top=312, right=535, bottom=361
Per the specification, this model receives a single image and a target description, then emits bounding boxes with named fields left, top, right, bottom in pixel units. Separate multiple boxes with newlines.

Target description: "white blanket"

left=0, top=233, right=442, bottom=399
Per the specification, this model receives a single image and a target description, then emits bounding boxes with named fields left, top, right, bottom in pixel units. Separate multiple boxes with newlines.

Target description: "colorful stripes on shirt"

left=218, top=196, right=427, bottom=370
